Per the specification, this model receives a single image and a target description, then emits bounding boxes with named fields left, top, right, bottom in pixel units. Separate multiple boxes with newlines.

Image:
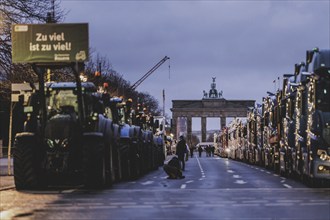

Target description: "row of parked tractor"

left=13, top=64, right=167, bottom=190
left=216, top=48, right=330, bottom=186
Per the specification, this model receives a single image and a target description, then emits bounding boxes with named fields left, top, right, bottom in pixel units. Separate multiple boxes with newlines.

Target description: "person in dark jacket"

left=198, top=145, right=203, bottom=157
left=163, top=156, right=185, bottom=179
left=176, top=135, right=187, bottom=171
left=189, top=145, right=194, bottom=158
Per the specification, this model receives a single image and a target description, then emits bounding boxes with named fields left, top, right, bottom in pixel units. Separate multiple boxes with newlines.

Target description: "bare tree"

left=137, top=92, right=161, bottom=115
left=191, top=134, right=200, bottom=147
left=0, top=0, right=161, bottom=115
left=84, top=53, right=162, bottom=115
left=0, top=0, right=65, bottom=100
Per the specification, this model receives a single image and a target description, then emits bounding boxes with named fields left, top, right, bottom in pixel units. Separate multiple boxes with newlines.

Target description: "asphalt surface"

left=0, top=157, right=14, bottom=190
left=1, top=154, right=329, bottom=220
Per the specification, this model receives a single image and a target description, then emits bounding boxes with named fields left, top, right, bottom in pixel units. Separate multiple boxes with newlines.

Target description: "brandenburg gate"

left=171, top=78, right=255, bottom=143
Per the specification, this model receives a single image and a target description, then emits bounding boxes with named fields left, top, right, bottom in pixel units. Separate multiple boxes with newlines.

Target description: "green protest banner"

left=12, top=23, right=89, bottom=63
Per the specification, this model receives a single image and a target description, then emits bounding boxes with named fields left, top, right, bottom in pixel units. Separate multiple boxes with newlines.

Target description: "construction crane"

left=130, top=56, right=170, bottom=90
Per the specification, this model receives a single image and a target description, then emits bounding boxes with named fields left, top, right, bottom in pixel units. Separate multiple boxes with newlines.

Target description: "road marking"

left=233, top=175, right=241, bottom=178
left=283, top=184, right=292, bottom=188
left=61, top=189, right=76, bottom=193
left=110, top=202, right=137, bottom=205
left=180, top=184, right=187, bottom=189
left=185, top=180, right=194, bottom=184
left=176, top=201, right=204, bottom=204
left=141, top=181, right=154, bottom=185
left=232, top=204, right=259, bottom=207
left=144, top=202, right=170, bottom=205
left=121, top=205, right=153, bottom=209
left=212, top=201, right=237, bottom=204
left=300, top=203, right=329, bottom=206
left=108, top=197, right=134, bottom=201
left=227, top=170, right=234, bottom=173
left=265, top=203, right=294, bottom=206
left=161, top=205, right=188, bottom=208
left=196, top=155, right=205, bottom=178
left=310, top=199, right=330, bottom=202
left=276, top=199, right=301, bottom=203
left=242, top=200, right=268, bottom=203
left=236, top=197, right=256, bottom=200
left=234, top=180, right=247, bottom=184
left=198, top=204, right=225, bottom=207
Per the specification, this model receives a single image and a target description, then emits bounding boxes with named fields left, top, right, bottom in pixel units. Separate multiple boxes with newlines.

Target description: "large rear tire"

left=128, top=143, right=141, bottom=180
left=14, top=134, right=45, bottom=190
left=83, top=135, right=107, bottom=188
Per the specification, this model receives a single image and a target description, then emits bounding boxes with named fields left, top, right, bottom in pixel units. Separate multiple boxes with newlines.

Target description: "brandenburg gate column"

left=201, top=117, right=207, bottom=142
left=172, top=113, right=178, bottom=139
left=221, top=117, right=226, bottom=129
left=186, top=116, right=192, bottom=147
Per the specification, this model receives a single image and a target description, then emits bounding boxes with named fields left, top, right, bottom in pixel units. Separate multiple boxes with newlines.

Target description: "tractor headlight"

left=92, top=112, right=98, bottom=121
left=46, top=139, right=54, bottom=148
left=61, top=138, right=69, bottom=148
left=317, top=149, right=329, bottom=161
left=86, top=112, right=99, bottom=132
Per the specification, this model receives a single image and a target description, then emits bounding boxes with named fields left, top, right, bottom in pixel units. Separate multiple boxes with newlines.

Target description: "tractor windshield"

left=315, top=78, right=330, bottom=112
left=46, top=89, right=79, bottom=117
left=322, top=113, right=330, bottom=146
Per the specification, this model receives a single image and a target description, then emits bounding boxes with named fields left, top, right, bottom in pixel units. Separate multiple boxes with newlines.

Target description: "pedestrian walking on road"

left=176, top=135, right=187, bottom=171
left=205, top=145, right=210, bottom=157
left=211, top=145, right=215, bottom=157
left=185, top=144, right=190, bottom=162
left=198, top=145, right=203, bottom=157
left=189, top=145, right=194, bottom=158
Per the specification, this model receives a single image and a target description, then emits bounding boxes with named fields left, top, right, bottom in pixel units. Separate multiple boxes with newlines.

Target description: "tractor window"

left=316, top=78, right=330, bottom=112
left=46, top=89, right=78, bottom=116
left=117, top=105, right=126, bottom=125
left=104, top=107, right=113, bottom=119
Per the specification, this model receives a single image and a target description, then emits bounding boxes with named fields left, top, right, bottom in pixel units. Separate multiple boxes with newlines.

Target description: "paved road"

left=1, top=155, right=329, bottom=220
left=0, top=157, right=14, bottom=190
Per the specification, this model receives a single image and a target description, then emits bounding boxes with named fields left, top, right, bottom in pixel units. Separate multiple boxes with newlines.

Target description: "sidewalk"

left=0, top=157, right=15, bottom=190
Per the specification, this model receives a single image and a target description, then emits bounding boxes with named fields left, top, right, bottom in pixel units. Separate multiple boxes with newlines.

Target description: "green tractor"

left=14, top=64, right=113, bottom=189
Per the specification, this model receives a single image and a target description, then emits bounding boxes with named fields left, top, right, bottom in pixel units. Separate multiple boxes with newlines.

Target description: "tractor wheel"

left=104, top=143, right=113, bottom=187
left=14, top=135, right=44, bottom=190
left=83, top=137, right=106, bottom=188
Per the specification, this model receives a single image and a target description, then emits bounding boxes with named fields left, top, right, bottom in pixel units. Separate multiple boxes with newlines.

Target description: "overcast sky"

left=61, top=0, right=329, bottom=130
